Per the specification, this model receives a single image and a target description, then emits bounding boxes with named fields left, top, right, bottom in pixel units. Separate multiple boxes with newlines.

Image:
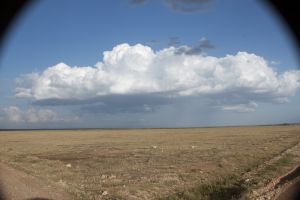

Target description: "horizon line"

left=1, top=122, right=299, bottom=131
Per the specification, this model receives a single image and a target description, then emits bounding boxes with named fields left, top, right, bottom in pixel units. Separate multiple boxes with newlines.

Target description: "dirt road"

left=0, top=162, right=71, bottom=200
left=247, top=141, right=300, bottom=200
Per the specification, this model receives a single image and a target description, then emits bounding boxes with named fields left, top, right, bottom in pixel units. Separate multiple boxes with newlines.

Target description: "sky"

left=0, top=0, right=300, bottom=129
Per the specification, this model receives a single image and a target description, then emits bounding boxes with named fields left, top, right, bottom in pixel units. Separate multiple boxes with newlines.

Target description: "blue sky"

left=0, top=0, right=299, bottom=129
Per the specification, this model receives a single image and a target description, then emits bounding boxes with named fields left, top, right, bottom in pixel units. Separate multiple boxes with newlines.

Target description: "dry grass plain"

left=0, top=125, right=300, bottom=200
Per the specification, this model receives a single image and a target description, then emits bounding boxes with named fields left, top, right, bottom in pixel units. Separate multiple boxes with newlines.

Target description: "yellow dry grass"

left=0, top=125, right=300, bottom=199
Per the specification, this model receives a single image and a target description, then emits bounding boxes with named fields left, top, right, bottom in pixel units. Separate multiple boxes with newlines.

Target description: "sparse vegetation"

left=162, top=174, right=245, bottom=200
left=253, top=153, right=296, bottom=185
left=0, top=125, right=300, bottom=199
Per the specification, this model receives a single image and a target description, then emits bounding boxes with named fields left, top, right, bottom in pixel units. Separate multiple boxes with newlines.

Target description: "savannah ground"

left=0, top=125, right=300, bottom=200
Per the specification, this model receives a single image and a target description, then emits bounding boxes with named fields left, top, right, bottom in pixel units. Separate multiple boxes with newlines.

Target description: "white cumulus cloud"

left=221, top=101, right=258, bottom=112
left=14, top=43, right=300, bottom=112
left=1, top=106, right=73, bottom=123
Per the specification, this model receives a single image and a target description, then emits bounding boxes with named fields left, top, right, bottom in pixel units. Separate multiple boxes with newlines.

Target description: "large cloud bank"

left=15, top=43, right=300, bottom=111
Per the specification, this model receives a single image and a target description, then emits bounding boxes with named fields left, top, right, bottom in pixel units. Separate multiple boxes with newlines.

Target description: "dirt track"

left=0, top=163, right=71, bottom=200
left=247, top=142, right=300, bottom=200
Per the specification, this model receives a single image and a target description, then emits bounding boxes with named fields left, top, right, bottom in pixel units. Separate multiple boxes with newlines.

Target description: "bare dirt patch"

left=0, top=162, right=71, bottom=200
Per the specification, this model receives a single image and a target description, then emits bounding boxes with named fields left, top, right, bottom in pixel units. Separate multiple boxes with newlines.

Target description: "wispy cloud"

left=174, top=37, right=215, bottom=55
left=129, top=0, right=147, bottom=5
left=164, top=0, right=214, bottom=13
left=129, top=0, right=214, bottom=13
left=1, top=106, right=77, bottom=123
left=168, top=36, right=181, bottom=47
left=221, top=101, right=258, bottom=112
